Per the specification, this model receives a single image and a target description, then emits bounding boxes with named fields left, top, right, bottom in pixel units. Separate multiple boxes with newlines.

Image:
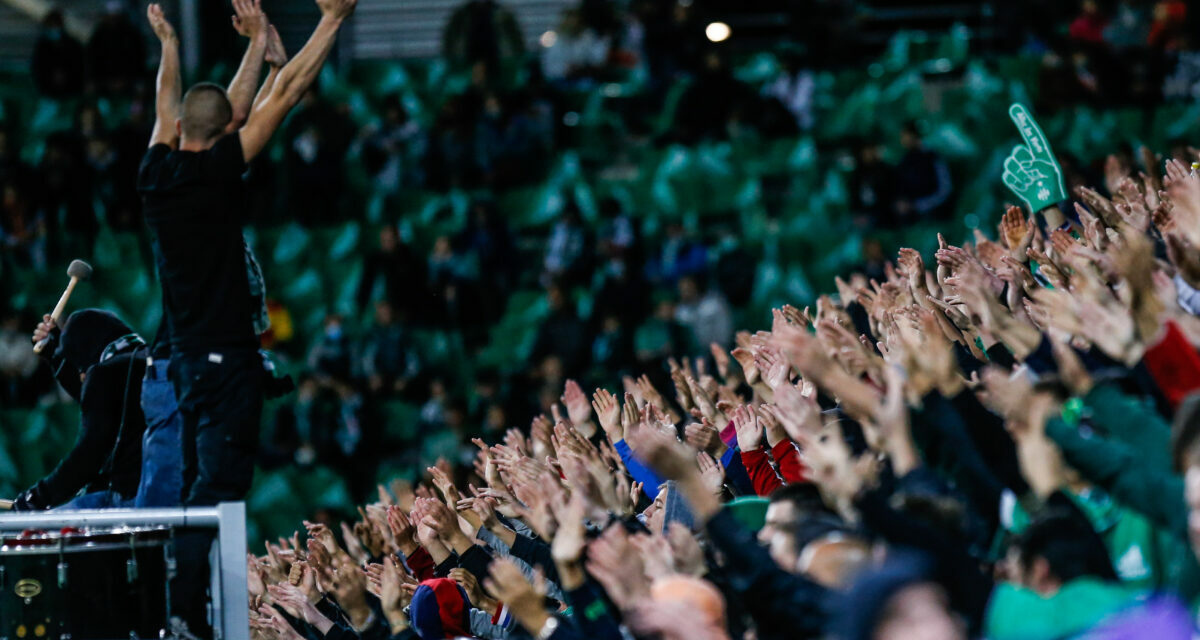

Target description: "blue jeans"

left=135, top=358, right=184, bottom=508
left=59, top=490, right=134, bottom=510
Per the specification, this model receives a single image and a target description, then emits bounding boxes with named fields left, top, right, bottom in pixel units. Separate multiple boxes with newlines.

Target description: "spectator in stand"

left=895, top=121, right=954, bottom=222
left=0, top=180, right=47, bottom=272
left=675, top=274, right=733, bottom=350
left=1149, top=0, right=1188, bottom=50
left=456, top=199, right=515, bottom=323
left=426, top=233, right=480, bottom=329
left=638, top=0, right=704, bottom=86
left=850, top=140, right=900, bottom=229
left=425, top=94, right=484, bottom=190
left=86, top=2, right=146, bottom=95
left=39, top=129, right=97, bottom=259
left=106, top=97, right=153, bottom=232
left=634, top=292, right=692, bottom=365
left=541, top=8, right=612, bottom=87
left=764, top=52, right=817, bottom=132
left=674, top=51, right=754, bottom=143
left=285, top=90, right=356, bottom=225
left=308, top=314, right=355, bottom=384
left=358, top=224, right=427, bottom=321
left=713, top=227, right=756, bottom=308
left=31, top=10, right=84, bottom=99
left=442, top=0, right=525, bottom=77
left=530, top=283, right=590, bottom=378
left=1104, top=0, right=1150, bottom=49
left=646, top=220, right=706, bottom=288
left=542, top=200, right=593, bottom=289
left=1070, top=1, right=1109, bottom=44
left=589, top=312, right=635, bottom=379
left=0, top=309, right=47, bottom=406
left=361, top=300, right=420, bottom=399
left=357, top=95, right=426, bottom=196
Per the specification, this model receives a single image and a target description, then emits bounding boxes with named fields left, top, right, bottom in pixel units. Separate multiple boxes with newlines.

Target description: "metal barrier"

left=0, top=502, right=249, bottom=640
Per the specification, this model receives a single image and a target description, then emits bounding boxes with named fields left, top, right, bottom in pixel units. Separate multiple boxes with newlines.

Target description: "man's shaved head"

left=180, top=82, right=233, bottom=143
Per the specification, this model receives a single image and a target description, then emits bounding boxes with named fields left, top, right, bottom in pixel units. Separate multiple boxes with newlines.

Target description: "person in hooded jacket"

left=12, top=308, right=147, bottom=510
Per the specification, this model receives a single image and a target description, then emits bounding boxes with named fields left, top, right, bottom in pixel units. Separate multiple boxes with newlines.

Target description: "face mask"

left=325, top=325, right=343, bottom=340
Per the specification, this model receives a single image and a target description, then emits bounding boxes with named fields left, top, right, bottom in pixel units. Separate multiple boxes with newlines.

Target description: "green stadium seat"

left=378, top=400, right=422, bottom=443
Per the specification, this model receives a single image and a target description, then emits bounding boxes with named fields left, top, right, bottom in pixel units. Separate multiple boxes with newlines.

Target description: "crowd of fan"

left=242, top=148, right=1200, bottom=640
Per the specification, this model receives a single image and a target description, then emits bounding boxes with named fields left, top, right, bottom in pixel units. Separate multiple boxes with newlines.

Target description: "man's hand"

left=696, top=452, right=725, bottom=497
left=562, top=379, right=592, bottom=426
left=264, top=25, right=288, bottom=67
left=592, top=388, right=623, bottom=442
left=31, top=314, right=56, bottom=345
left=999, top=206, right=1034, bottom=261
left=683, top=420, right=725, bottom=459
left=316, top=0, right=358, bottom=20
left=232, top=0, right=268, bottom=38
left=731, top=404, right=763, bottom=451
left=146, top=4, right=177, bottom=43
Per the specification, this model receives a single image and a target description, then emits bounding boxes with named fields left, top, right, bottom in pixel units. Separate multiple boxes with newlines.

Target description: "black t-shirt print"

left=138, top=135, right=257, bottom=353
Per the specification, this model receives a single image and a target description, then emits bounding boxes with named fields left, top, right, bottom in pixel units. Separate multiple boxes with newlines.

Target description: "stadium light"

left=706, top=22, right=731, bottom=43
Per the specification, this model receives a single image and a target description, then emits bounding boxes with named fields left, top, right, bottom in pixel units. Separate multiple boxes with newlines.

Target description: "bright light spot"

left=705, top=22, right=731, bottom=43
left=540, top=30, right=557, bottom=48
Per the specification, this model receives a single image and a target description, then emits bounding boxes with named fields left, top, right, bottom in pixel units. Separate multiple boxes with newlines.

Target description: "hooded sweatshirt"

left=25, top=309, right=147, bottom=506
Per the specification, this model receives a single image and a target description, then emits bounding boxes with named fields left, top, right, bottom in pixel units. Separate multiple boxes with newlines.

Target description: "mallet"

left=33, top=259, right=93, bottom=354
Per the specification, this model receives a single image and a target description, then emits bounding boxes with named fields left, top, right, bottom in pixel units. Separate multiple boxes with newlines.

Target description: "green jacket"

left=1045, top=383, right=1200, bottom=601
left=1005, top=488, right=1163, bottom=591
left=984, top=578, right=1144, bottom=640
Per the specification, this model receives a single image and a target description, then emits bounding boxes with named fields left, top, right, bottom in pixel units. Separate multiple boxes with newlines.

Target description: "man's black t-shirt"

left=138, top=135, right=256, bottom=353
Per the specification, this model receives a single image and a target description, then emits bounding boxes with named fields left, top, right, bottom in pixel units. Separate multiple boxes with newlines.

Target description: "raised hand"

left=231, top=0, right=267, bottom=38
left=268, top=582, right=333, bottom=634
left=1165, top=158, right=1200, bottom=247
left=484, top=559, right=551, bottom=633
left=427, top=464, right=459, bottom=505
left=729, top=346, right=761, bottom=386
left=550, top=492, right=587, bottom=564
left=696, top=452, right=725, bottom=497
left=146, top=4, right=177, bottom=42
left=627, top=423, right=694, bottom=481
left=316, top=0, right=358, bottom=20
left=265, top=25, right=288, bottom=67
left=562, top=380, right=593, bottom=426
left=771, top=381, right=821, bottom=444
left=375, top=556, right=413, bottom=623
left=999, top=205, right=1034, bottom=261
left=635, top=374, right=669, bottom=413
left=592, top=389, right=623, bottom=442
left=257, top=604, right=305, bottom=640
left=683, top=419, right=724, bottom=458
left=731, top=404, right=763, bottom=451
left=586, top=526, right=649, bottom=610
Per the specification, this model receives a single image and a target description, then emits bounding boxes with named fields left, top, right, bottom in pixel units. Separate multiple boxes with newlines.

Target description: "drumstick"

left=0, top=499, right=12, bottom=510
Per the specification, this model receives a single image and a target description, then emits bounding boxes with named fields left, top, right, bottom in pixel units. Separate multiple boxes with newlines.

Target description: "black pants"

left=168, top=349, right=263, bottom=637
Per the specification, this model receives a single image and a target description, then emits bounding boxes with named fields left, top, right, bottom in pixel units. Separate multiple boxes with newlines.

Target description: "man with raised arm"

left=138, top=0, right=356, bottom=634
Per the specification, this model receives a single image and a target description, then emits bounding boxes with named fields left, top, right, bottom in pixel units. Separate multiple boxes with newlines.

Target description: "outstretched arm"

left=147, top=4, right=181, bottom=149
left=252, top=26, right=288, bottom=113
left=225, top=0, right=270, bottom=131
left=238, top=0, right=357, bottom=163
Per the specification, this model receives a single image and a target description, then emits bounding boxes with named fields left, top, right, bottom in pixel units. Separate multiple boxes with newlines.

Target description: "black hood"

left=54, top=309, right=133, bottom=374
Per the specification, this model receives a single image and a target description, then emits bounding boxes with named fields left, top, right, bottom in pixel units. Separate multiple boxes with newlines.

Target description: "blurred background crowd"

left=1, top=0, right=1200, bottom=540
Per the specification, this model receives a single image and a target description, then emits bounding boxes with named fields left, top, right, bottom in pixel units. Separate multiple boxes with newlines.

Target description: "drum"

left=0, top=526, right=173, bottom=640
